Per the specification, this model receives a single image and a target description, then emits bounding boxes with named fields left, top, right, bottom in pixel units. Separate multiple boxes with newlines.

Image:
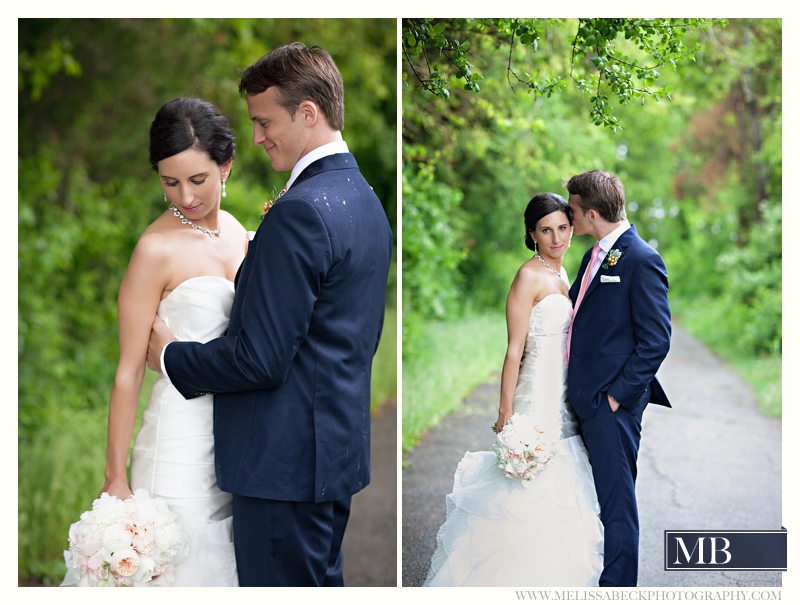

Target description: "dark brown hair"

left=149, top=98, right=235, bottom=171
left=239, top=42, right=345, bottom=131
left=524, top=192, right=572, bottom=251
left=566, top=170, right=626, bottom=222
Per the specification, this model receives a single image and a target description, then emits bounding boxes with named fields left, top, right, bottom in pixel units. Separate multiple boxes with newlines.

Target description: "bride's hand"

left=495, top=409, right=512, bottom=433
left=147, top=315, right=176, bottom=372
left=99, top=479, right=133, bottom=501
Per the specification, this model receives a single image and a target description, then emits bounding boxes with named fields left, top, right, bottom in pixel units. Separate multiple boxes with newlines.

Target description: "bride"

left=62, top=97, right=247, bottom=586
left=423, top=192, right=604, bottom=587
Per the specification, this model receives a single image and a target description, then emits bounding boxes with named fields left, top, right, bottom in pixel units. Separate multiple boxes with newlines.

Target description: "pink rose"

left=69, top=523, right=102, bottom=557
left=110, top=547, right=140, bottom=577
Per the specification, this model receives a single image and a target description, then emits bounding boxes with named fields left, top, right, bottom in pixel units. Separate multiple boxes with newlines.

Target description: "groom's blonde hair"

left=239, top=42, right=345, bottom=132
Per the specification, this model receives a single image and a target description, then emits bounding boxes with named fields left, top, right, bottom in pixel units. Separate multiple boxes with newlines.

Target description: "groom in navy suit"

left=147, top=43, right=393, bottom=586
left=565, top=170, right=671, bottom=587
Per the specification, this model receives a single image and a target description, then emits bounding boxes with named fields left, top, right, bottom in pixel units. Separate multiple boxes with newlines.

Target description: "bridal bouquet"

left=63, top=489, right=190, bottom=587
left=493, top=413, right=556, bottom=485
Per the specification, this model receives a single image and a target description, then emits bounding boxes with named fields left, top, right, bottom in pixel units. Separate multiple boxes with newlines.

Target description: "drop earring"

left=533, top=241, right=538, bottom=254
left=164, top=192, right=168, bottom=203
left=222, top=179, right=227, bottom=198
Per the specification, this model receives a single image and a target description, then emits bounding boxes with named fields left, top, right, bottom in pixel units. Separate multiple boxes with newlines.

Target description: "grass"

left=726, top=354, right=782, bottom=417
left=18, top=371, right=156, bottom=585
left=371, top=306, right=397, bottom=411
left=402, top=311, right=507, bottom=452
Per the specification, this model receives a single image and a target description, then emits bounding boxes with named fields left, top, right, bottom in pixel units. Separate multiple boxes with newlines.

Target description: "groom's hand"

left=147, top=315, right=177, bottom=373
left=607, top=392, right=620, bottom=412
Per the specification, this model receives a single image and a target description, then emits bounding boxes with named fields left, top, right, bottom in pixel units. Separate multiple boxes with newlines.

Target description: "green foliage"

left=402, top=18, right=725, bottom=131
left=18, top=32, right=82, bottom=100
left=401, top=162, right=468, bottom=357
left=402, top=312, right=507, bottom=452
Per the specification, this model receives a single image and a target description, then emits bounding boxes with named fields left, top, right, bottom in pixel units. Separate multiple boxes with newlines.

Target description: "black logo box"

left=665, top=529, right=787, bottom=571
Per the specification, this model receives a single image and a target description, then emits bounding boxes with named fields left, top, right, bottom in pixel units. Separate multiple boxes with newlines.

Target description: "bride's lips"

left=182, top=204, right=201, bottom=212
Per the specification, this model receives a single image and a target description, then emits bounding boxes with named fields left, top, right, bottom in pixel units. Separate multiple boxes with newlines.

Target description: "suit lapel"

left=575, top=225, right=638, bottom=309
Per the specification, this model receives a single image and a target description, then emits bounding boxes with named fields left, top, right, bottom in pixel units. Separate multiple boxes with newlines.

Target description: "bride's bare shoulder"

left=130, top=214, right=177, bottom=266
left=219, top=209, right=247, bottom=238
left=514, top=257, right=544, bottom=283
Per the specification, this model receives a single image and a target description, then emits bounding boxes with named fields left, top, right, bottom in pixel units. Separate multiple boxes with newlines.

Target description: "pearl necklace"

left=535, top=253, right=561, bottom=278
left=169, top=204, right=221, bottom=237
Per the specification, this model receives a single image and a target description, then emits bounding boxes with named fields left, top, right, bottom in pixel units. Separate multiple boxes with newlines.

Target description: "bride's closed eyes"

left=163, top=178, right=208, bottom=187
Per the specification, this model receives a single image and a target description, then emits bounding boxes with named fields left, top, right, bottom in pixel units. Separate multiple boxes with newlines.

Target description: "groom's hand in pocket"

left=607, top=392, right=620, bottom=412
left=147, top=315, right=177, bottom=373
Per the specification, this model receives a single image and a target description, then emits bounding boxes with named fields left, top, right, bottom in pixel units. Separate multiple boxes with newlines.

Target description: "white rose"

left=155, top=523, right=183, bottom=552
left=102, top=523, right=133, bottom=553
left=133, top=553, right=157, bottom=583
left=92, top=493, right=128, bottom=527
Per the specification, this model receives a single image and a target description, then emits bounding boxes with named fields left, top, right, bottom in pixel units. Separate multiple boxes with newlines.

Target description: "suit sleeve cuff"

left=160, top=343, right=170, bottom=382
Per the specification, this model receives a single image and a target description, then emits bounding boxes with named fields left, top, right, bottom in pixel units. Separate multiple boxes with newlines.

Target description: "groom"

left=565, top=170, right=671, bottom=587
left=146, top=43, right=393, bottom=586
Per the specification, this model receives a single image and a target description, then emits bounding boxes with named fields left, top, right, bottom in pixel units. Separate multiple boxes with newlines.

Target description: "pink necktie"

left=566, top=243, right=600, bottom=361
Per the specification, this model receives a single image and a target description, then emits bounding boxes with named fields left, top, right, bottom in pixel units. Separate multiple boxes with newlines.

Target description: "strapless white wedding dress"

left=423, top=295, right=604, bottom=587
left=128, top=276, right=238, bottom=586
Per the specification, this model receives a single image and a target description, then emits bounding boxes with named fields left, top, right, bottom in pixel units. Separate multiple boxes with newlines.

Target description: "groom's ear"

left=298, top=100, right=320, bottom=127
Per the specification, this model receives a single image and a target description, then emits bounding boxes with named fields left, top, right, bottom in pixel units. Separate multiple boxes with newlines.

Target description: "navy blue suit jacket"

left=567, top=225, right=671, bottom=419
left=164, top=153, right=393, bottom=503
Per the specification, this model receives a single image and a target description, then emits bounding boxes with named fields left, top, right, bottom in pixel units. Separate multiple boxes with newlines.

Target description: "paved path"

left=402, top=325, right=782, bottom=587
left=342, top=397, right=397, bottom=587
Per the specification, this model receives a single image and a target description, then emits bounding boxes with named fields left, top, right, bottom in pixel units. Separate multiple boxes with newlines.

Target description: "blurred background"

left=401, top=18, right=781, bottom=451
left=18, top=18, right=397, bottom=585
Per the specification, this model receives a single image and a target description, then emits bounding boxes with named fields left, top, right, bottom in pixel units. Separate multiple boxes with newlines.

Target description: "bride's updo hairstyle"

left=524, top=192, right=572, bottom=251
left=149, top=98, right=236, bottom=171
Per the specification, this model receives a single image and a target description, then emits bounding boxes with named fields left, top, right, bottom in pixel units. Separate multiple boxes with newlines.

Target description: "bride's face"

left=158, top=148, right=232, bottom=219
left=532, top=210, right=572, bottom=259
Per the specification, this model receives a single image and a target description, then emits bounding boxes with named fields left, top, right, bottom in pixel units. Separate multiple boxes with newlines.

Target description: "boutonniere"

left=602, top=248, right=622, bottom=270
left=260, top=187, right=286, bottom=221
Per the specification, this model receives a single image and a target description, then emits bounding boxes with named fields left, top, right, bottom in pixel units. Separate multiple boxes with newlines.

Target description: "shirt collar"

left=285, top=140, right=349, bottom=191
left=598, top=220, right=631, bottom=254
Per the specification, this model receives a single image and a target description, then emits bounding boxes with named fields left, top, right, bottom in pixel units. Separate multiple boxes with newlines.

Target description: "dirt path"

left=342, top=397, right=397, bottom=587
left=402, top=325, right=782, bottom=587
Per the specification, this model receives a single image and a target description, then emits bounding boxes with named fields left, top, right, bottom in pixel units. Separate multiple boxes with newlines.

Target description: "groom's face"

left=568, top=194, right=591, bottom=237
left=246, top=86, right=310, bottom=173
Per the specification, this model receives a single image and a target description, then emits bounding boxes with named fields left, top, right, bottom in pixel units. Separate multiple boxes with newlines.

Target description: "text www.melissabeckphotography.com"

left=515, top=590, right=782, bottom=601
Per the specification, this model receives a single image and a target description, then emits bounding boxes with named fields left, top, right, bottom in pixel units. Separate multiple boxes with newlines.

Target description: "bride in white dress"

left=63, top=98, right=247, bottom=586
left=423, top=193, right=604, bottom=587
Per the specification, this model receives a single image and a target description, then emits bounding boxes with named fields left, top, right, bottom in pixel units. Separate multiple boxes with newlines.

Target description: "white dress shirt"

left=591, top=220, right=631, bottom=279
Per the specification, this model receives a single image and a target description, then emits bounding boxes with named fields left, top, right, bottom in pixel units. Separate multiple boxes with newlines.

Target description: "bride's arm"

left=101, top=232, right=170, bottom=499
left=495, top=265, right=538, bottom=433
